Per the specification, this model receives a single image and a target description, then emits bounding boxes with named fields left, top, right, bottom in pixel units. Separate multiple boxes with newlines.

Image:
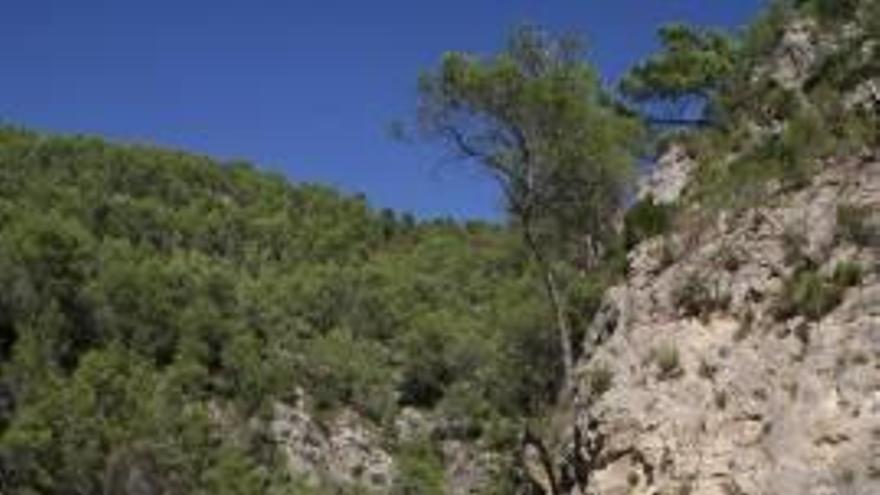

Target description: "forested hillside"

left=0, top=127, right=581, bottom=493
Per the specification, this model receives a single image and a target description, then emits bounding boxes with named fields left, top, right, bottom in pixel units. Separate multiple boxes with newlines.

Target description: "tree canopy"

left=619, top=24, right=738, bottom=126
left=414, top=26, right=641, bottom=392
left=0, top=127, right=562, bottom=493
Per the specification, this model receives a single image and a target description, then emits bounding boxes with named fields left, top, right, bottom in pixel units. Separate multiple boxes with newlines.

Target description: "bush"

left=583, top=363, right=614, bottom=398
left=435, top=383, right=491, bottom=441
left=691, top=103, right=832, bottom=211
left=623, top=196, right=675, bottom=250
left=303, top=329, right=395, bottom=421
left=653, top=344, right=683, bottom=380
left=799, top=0, right=860, bottom=23
left=837, top=205, right=878, bottom=247
left=392, top=441, right=446, bottom=495
left=672, top=273, right=729, bottom=320
left=832, top=262, right=863, bottom=288
left=774, top=268, right=844, bottom=321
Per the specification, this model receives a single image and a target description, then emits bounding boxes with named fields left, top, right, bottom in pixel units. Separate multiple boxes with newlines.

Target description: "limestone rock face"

left=567, top=157, right=880, bottom=495
left=638, top=144, right=695, bottom=205
left=845, top=78, right=880, bottom=112
left=770, top=19, right=822, bottom=89
left=270, top=401, right=395, bottom=490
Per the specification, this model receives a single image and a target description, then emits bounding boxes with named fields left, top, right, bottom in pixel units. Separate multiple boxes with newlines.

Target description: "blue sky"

left=1, top=1, right=764, bottom=219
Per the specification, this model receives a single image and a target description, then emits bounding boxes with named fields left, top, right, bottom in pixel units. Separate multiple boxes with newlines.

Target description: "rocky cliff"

left=551, top=150, right=879, bottom=495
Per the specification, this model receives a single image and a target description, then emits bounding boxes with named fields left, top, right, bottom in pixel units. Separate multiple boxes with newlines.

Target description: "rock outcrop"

left=561, top=156, right=879, bottom=495
left=638, top=144, right=696, bottom=205
left=270, top=399, right=395, bottom=491
left=268, top=400, right=501, bottom=494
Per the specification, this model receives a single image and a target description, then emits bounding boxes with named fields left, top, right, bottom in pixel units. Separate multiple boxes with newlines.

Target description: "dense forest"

left=1, top=0, right=878, bottom=493
left=0, top=126, right=575, bottom=492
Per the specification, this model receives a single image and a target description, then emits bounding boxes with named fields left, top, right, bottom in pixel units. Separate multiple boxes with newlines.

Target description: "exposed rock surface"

left=563, top=157, right=880, bottom=495
left=270, top=400, right=395, bottom=491
left=268, top=400, right=501, bottom=494
left=769, top=19, right=823, bottom=89
left=442, top=439, right=503, bottom=495
left=638, top=144, right=696, bottom=205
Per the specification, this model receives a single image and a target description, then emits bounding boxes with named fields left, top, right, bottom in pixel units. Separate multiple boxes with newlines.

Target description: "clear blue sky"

left=1, top=0, right=764, bottom=220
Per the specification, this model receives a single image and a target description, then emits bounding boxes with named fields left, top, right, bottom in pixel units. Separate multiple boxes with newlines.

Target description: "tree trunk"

left=522, top=223, right=575, bottom=401
left=544, top=266, right=575, bottom=401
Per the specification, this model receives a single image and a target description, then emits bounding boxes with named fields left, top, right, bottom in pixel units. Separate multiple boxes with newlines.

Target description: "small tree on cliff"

left=414, top=26, right=641, bottom=396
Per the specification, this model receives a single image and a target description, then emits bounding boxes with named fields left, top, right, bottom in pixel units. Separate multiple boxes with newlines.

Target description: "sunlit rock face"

left=638, top=144, right=696, bottom=205
left=567, top=156, right=879, bottom=495
left=270, top=399, right=396, bottom=491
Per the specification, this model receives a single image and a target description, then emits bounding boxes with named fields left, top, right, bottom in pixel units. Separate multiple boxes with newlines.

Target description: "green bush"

left=653, top=344, right=683, bottom=380
left=392, top=441, right=446, bottom=495
left=832, top=262, right=863, bottom=288
left=775, top=268, right=844, bottom=321
left=798, top=0, right=860, bottom=23
left=583, top=362, right=614, bottom=398
left=623, top=196, right=675, bottom=249
left=672, top=273, right=729, bottom=320
left=303, top=329, right=396, bottom=422
left=837, top=205, right=878, bottom=247
left=775, top=243, right=866, bottom=324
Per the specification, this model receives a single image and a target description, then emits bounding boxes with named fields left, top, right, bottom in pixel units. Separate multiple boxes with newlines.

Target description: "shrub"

left=303, top=329, right=395, bottom=421
left=392, top=441, right=446, bottom=495
left=774, top=269, right=844, bottom=321
left=672, top=273, right=729, bottom=320
left=831, top=261, right=863, bottom=288
left=623, top=196, right=675, bottom=250
left=435, top=383, right=491, bottom=441
left=837, top=205, right=878, bottom=247
left=776, top=261, right=863, bottom=321
left=654, top=344, right=683, bottom=380
left=770, top=108, right=830, bottom=187
left=583, top=363, right=614, bottom=398
left=799, top=0, right=860, bottom=23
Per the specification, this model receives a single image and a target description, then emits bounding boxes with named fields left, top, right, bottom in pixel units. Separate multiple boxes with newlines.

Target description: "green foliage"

left=740, top=1, right=794, bottom=60
left=583, top=362, right=614, bottom=398
left=797, top=0, right=861, bottom=23
left=620, top=24, right=737, bottom=114
left=0, top=127, right=574, bottom=493
left=777, top=270, right=840, bottom=320
left=416, top=25, right=642, bottom=259
left=628, top=0, right=879, bottom=213
left=304, top=328, right=395, bottom=421
left=1, top=347, right=284, bottom=495
left=653, top=344, right=683, bottom=380
left=672, top=273, right=729, bottom=320
left=774, top=264, right=857, bottom=321
left=690, top=101, right=837, bottom=210
left=623, top=196, right=675, bottom=249
left=837, top=205, right=879, bottom=247
left=831, top=262, right=863, bottom=288
left=414, top=25, right=641, bottom=398
left=392, top=442, right=446, bottom=495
